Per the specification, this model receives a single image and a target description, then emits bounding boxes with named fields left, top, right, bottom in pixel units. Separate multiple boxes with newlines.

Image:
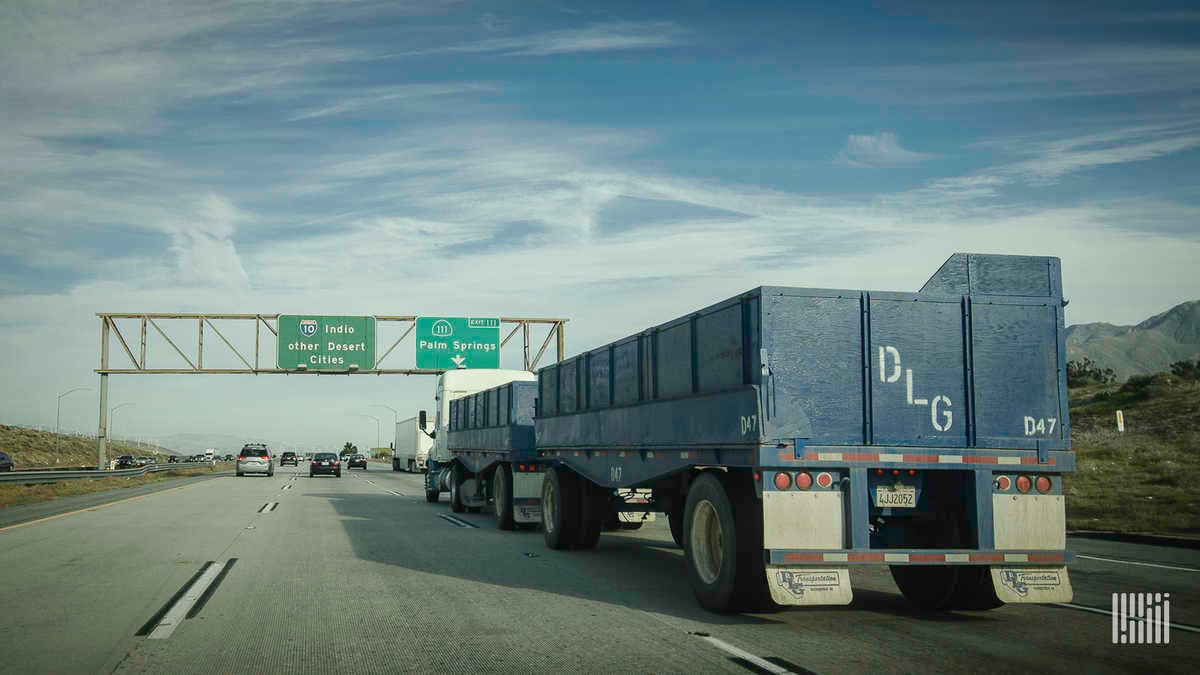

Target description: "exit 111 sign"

left=415, top=317, right=500, bottom=369
left=277, top=315, right=376, bottom=371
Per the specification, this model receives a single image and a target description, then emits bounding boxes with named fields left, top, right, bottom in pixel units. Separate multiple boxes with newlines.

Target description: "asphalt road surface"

left=1, top=462, right=1196, bottom=674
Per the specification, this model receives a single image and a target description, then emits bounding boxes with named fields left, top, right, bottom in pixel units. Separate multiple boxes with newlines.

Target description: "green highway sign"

left=415, top=317, right=500, bottom=369
left=277, top=315, right=376, bottom=371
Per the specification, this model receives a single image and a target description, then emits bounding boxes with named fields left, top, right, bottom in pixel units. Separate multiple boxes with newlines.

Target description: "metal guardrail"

left=0, top=462, right=218, bottom=485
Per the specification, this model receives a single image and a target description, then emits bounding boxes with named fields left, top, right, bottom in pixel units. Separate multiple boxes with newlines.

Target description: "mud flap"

left=765, top=566, right=853, bottom=606
left=515, top=503, right=542, bottom=524
left=990, top=566, right=1073, bottom=603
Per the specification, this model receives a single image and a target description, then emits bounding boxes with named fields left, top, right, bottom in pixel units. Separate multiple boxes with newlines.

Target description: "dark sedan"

left=348, top=454, right=367, bottom=470
left=0, top=450, right=12, bottom=472
left=309, top=452, right=341, bottom=477
left=280, top=451, right=298, bottom=466
left=114, top=455, right=137, bottom=469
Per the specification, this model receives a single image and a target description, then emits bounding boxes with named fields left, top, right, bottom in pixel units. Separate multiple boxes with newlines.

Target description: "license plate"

left=874, top=486, right=916, bottom=508
left=321, top=462, right=329, bottom=466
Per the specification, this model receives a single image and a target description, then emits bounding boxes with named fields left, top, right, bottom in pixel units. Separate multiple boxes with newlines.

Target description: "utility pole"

left=56, top=387, right=90, bottom=465
left=110, top=402, right=134, bottom=455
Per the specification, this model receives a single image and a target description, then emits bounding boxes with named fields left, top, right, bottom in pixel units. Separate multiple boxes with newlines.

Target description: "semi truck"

left=393, top=416, right=434, bottom=472
left=422, top=370, right=541, bottom=527
left=430, top=253, right=1076, bottom=614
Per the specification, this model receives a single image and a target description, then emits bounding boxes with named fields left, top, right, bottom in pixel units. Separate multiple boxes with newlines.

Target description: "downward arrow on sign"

left=450, top=354, right=466, bottom=367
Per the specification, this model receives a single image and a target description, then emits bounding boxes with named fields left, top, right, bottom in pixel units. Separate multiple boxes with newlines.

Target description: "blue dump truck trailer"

left=433, top=253, right=1075, bottom=613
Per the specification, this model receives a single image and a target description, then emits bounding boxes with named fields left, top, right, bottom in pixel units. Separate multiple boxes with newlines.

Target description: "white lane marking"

left=438, top=513, right=478, bottom=528
left=1076, top=554, right=1199, bottom=573
left=691, top=633, right=793, bottom=674
left=148, top=562, right=226, bottom=639
left=386, top=490, right=403, bottom=497
left=267, top=502, right=278, bottom=512
left=1054, top=603, right=1200, bottom=634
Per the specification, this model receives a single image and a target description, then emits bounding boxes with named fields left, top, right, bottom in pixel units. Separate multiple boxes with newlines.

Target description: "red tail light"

left=815, top=472, right=832, bottom=489
left=1036, top=476, right=1052, bottom=493
left=1016, top=475, right=1032, bottom=493
left=995, top=475, right=1012, bottom=491
left=795, top=472, right=813, bottom=490
left=773, top=472, right=792, bottom=490
left=237, top=456, right=246, bottom=461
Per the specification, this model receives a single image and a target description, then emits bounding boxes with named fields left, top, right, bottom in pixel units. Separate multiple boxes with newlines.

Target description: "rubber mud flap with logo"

left=990, top=566, right=1073, bottom=603
left=765, top=566, right=853, bottom=606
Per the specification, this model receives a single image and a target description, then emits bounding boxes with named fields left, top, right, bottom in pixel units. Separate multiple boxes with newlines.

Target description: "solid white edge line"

left=1053, top=603, right=1200, bottom=634
left=268, top=502, right=278, bottom=512
left=694, top=634, right=792, bottom=674
left=1076, top=554, right=1199, bottom=573
left=148, top=562, right=226, bottom=640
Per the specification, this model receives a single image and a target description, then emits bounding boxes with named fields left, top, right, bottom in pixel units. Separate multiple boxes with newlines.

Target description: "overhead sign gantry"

left=92, top=313, right=566, bottom=468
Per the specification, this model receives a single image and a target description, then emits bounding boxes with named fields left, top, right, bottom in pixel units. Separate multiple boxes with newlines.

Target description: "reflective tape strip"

left=795, top=451, right=1056, bottom=466
left=773, top=551, right=1067, bottom=564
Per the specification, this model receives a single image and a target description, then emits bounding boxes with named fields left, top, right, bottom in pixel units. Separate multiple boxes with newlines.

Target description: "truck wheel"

left=449, top=463, right=466, bottom=514
left=890, top=566, right=961, bottom=610
left=393, top=460, right=399, bottom=472
left=542, top=466, right=579, bottom=550
left=425, top=487, right=439, bottom=503
left=684, top=472, right=771, bottom=612
left=573, top=481, right=605, bottom=550
left=408, top=460, right=415, bottom=473
left=493, top=465, right=515, bottom=530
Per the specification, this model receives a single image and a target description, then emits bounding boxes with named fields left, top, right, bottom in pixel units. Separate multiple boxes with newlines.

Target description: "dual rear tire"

left=683, top=472, right=773, bottom=613
left=541, top=466, right=605, bottom=550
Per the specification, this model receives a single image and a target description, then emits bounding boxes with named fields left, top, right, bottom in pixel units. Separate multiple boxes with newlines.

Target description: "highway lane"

left=0, top=461, right=1195, bottom=674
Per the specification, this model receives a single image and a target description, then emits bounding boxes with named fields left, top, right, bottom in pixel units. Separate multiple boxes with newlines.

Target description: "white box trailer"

left=393, top=416, right=434, bottom=472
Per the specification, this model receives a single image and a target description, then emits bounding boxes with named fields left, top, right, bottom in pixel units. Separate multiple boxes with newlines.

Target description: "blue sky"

left=2, top=0, right=1198, bottom=451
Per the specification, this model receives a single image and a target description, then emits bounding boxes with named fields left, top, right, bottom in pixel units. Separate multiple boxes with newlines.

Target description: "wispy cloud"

left=398, top=22, right=685, bottom=57
left=287, top=82, right=502, bottom=121
left=835, top=132, right=939, bottom=168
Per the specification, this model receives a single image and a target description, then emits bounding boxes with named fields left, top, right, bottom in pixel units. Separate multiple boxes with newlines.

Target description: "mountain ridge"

left=1067, top=300, right=1200, bottom=379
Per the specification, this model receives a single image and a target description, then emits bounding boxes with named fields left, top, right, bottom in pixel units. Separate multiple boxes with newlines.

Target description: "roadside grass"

left=0, top=424, right=174, bottom=469
left=1066, top=377, right=1200, bottom=535
left=0, top=467, right=215, bottom=509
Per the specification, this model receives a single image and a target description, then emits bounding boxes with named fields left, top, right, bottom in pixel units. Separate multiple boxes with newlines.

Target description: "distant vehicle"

left=0, top=450, right=12, bottom=472
left=309, top=452, right=341, bottom=477
left=203, top=449, right=216, bottom=462
left=348, top=454, right=367, bottom=470
left=135, top=457, right=152, bottom=467
left=224, top=454, right=234, bottom=462
left=114, top=455, right=137, bottom=469
left=167, top=456, right=178, bottom=464
left=236, top=444, right=274, bottom=477
left=394, top=415, right=434, bottom=473
left=280, top=451, right=298, bottom=466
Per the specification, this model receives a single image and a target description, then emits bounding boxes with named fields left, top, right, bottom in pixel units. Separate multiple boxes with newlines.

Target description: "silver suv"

left=236, top=444, right=274, bottom=477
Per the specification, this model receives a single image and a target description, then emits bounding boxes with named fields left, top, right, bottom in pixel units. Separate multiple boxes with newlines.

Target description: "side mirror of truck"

left=419, top=410, right=435, bottom=439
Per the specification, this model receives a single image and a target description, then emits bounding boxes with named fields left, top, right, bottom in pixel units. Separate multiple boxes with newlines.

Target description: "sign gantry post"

left=93, top=313, right=568, bottom=468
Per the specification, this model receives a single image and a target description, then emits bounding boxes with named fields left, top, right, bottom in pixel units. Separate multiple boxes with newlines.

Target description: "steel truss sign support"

left=92, top=313, right=567, bottom=469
